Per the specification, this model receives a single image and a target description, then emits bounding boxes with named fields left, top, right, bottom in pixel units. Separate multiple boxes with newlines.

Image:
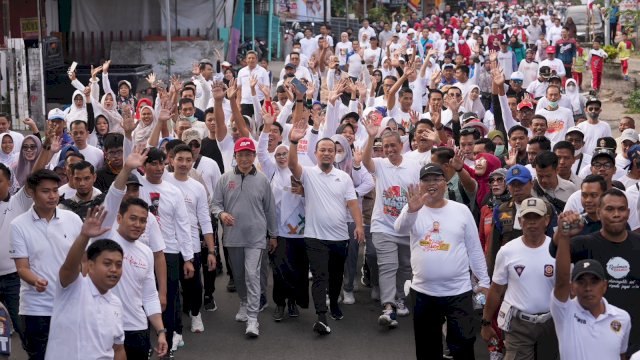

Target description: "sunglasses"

left=22, top=145, right=37, bottom=151
left=460, top=127, right=479, bottom=136
left=586, top=107, right=600, bottom=112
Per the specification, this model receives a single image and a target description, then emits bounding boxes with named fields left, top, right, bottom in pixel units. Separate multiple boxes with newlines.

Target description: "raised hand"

left=491, top=66, right=506, bottom=87
left=90, top=65, right=103, bottom=79
left=68, top=70, right=77, bottom=81
left=102, top=59, right=111, bottom=74
left=430, top=69, right=442, bottom=85
left=49, top=135, right=62, bottom=154
left=124, top=146, right=148, bottom=170
left=226, top=79, right=238, bottom=100
left=258, top=83, right=271, bottom=98
left=22, top=117, right=38, bottom=132
left=557, top=211, right=585, bottom=236
left=489, top=49, right=498, bottom=63
left=363, top=115, right=380, bottom=137
left=347, top=79, right=358, bottom=94
left=212, top=82, right=226, bottom=101
left=80, top=206, right=110, bottom=238
left=505, top=147, right=518, bottom=167
left=431, top=106, right=442, bottom=128
left=406, top=184, right=426, bottom=213
left=409, top=109, right=420, bottom=125
left=121, top=106, right=138, bottom=136
left=355, top=81, right=367, bottom=97
left=83, top=86, right=91, bottom=102
left=146, top=72, right=157, bottom=87
left=306, top=81, right=316, bottom=99
left=192, top=61, right=201, bottom=76
left=353, top=146, right=363, bottom=167
left=261, top=109, right=275, bottom=126
left=449, top=149, right=465, bottom=171
left=170, top=74, right=182, bottom=93
left=249, top=75, right=258, bottom=89
left=289, top=119, right=308, bottom=143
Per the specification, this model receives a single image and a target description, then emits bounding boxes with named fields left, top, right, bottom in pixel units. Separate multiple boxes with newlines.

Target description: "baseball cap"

left=539, top=66, right=552, bottom=78
left=506, top=164, right=532, bottom=185
left=489, top=168, right=507, bottom=180
left=48, top=108, right=66, bottom=121
left=199, top=58, right=213, bottom=66
left=510, top=71, right=524, bottom=81
left=221, top=61, right=232, bottom=68
left=517, top=100, right=534, bottom=111
left=461, top=112, right=479, bottom=123
left=442, top=63, right=455, bottom=70
left=520, top=197, right=547, bottom=216
left=585, top=98, right=602, bottom=108
left=340, top=112, right=360, bottom=123
left=491, top=23, right=499, bottom=29
left=591, top=148, right=616, bottom=163
left=234, top=137, right=256, bottom=153
left=285, top=63, right=296, bottom=69
left=420, top=163, right=445, bottom=179
left=392, top=33, right=399, bottom=37
left=621, top=129, right=639, bottom=143
left=546, top=46, right=556, bottom=54
left=126, top=174, right=143, bottom=187
left=548, top=75, right=561, bottom=82
left=462, top=120, right=489, bottom=137
left=571, top=259, right=606, bottom=282
left=182, top=128, right=202, bottom=145
left=407, top=28, right=416, bottom=35
left=627, top=144, right=640, bottom=163
left=566, top=126, right=584, bottom=136
left=596, top=137, right=617, bottom=151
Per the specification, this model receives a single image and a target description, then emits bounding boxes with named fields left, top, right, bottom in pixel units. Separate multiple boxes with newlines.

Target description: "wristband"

left=208, top=250, right=215, bottom=256
left=290, top=140, right=299, bottom=145
left=42, top=144, right=51, bottom=151
left=353, top=165, right=362, bottom=171
left=296, top=99, right=304, bottom=103
left=480, top=319, right=492, bottom=327
left=157, top=328, right=167, bottom=336
left=455, top=167, right=463, bottom=172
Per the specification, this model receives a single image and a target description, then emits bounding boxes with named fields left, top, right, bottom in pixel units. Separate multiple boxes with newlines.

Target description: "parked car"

left=565, top=5, right=605, bottom=44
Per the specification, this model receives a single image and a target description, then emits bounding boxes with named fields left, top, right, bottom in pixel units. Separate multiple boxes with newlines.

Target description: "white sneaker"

left=342, top=290, right=355, bottom=305
left=371, top=286, right=380, bottom=301
left=235, top=305, right=248, bottom=322
left=171, top=333, right=184, bottom=351
left=396, top=298, right=410, bottom=316
left=325, top=294, right=330, bottom=307
left=190, top=313, right=204, bottom=333
left=245, top=319, right=259, bottom=337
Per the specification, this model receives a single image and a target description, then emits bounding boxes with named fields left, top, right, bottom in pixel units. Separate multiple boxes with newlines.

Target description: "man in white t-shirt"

left=577, top=99, right=612, bottom=155
left=45, top=207, right=127, bottom=360
left=481, top=197, right=559, bottom=359
left=335, top=32, right=353, bottom=67
left=535, top=85, right=574, bottom=144
left=238, top=50, right=271, bottom=117
left=288, top=107, right=365, bottom=335
left=69, top=120, right=104, bottom=169
left=395, top=163, right=490, bottom=359
left=552, top=212, right=631, bottom=360
left=358, top=19, right=377, bottom=44
left=299, top=28, right=319, bottom=60
left=539, top=46, right=566, bottom=78
left=362, top=122, right=420, bottom=329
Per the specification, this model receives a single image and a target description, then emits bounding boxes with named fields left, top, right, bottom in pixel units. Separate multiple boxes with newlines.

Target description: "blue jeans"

left=0, top=272, right=23, bottom=346
left=19, top=315, right=50, bottom=360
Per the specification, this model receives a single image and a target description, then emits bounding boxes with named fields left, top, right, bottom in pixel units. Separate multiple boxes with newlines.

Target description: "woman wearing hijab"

left=257, top=114, right=308, bottom=319
left=564, top=78, right=586, bottom=121
left=12, top=135, right=42, bottom=186
left=131, top=105, right=158, bottom=146
left=462, top=152, right=502, bottom=208
left=64, top=89, right=88, bottom=128
left=478, top=168, right=510, bottom=252
left=508, top=34, right=526, bottom=64
left=89, top=71, right=124, bottom=134
left=330, top=134, right=374, bottom=305
left=1, top=133, right=19, bottom=194
left=463, top=85, right=486, bottom=120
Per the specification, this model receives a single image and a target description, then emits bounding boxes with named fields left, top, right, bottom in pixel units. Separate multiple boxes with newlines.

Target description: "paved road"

left=8, top=266, right=492, bottom=359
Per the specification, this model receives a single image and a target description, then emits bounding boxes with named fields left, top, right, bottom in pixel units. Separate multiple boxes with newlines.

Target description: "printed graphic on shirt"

left=149, top=192, right=160, bottom=217
left=544, top=264, right=554, bottom=277
left=418, top=221, right=450, bottom=251
left=547, top=118, right=566, bottom=134
left=514, top=265, right=525, bottom=277
left=286, top=214, right=305, bottom=235
left=606, top=257, right=630, bottom=280
left=297, top=139, right=309, bottom=154
left=611, top=320, right=622, bottom=333
left=382, top=185, right=408, bottom=217
left=228, top=181, right=236, bottom=190
left=124, top=254, right=148, bottom=270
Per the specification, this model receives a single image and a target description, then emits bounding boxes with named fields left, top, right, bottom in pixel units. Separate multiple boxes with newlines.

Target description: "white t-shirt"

left=539, top=58, right=565, bottom=77
left=300, top=166, right=357, bottom=241
left=103, top=230, right=160, bottom=331
left=238, top=65, right=271, bottom=104
left=619, top=175, right=640, bottom=190
left=395, top=200, right=490, bottom=297
left=493, top=236, right=555, bottom=314
left=335, top=41, right=353, bottom=65
left=299, top=37, right=319, bottom=60
left=0, top=187, right=32, bottom=276
left=550, top=295, right=630, bottom=360
left=615, top=154, right=630, bottom=170
left=193, top=155, right=222, bottom=197
left=363, top=47, right=384, bottom=68
left=10, top=207, right=83, bottom=315
left=45, top=276, right=124, bottom=360
left=78, top=144, right=104, bottom=170
left=402, top=150, right=432, bottom=167
left=535, top=107, right=575, bottom=144
left=58, top=184, right=102, bottom=200
left=577, top=121, right=613, bottom=155
left=369, top=157, right=421, bottom=237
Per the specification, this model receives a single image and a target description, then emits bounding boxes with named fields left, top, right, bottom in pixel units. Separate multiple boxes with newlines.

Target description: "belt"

left=517, top=310, right=551, bottom=324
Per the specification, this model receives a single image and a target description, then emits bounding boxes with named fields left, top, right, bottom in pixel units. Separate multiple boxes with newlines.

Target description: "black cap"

left=340, top=112, right=360, bottom=123
left=548, top=75, right=561, bottom=82
left=585, top=98, right=602, bottom=108
left=285, top=63, right=296, bottom=69
left=572, top=259, right=606, bottom=282
left=126, top=174, right=143, bottom=186
left=461, top=111, right=479, bottom=123
left=591, top=148, right=616, bottom=163
left=420, top=163, right=445, bottom=179
left=539, top=66, right=551, bottom=78
left=596, top=137, right=617, bottom=151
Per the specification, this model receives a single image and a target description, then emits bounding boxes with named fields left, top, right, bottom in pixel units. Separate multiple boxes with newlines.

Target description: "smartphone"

left=290, top=78, right=307, bottom=95
left=265, top=100, right=274, bottom=116
left=68, top=61, right=77, bottom=75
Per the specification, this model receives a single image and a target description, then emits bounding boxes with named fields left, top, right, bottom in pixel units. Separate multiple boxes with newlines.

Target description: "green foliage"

left=367, top=6, right=390, bottom=23
left=626, top=89, right=640, bottom=113
left=603, top=45, right=619, bottom=61
left=332, top=0, right=354, bottom=17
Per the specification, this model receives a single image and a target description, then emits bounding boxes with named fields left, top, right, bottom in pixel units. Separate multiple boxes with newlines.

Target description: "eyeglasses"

left=489, top=177, right=505, bottom=184
left=275, top=152, right=288, bottom=158
left=22, top=145, right=37, bottom=151
left=106, top=149, right=123, bottom=158
left=592, top=162, right=613, bottom=170
left=511, top=80, right=523, bottom=84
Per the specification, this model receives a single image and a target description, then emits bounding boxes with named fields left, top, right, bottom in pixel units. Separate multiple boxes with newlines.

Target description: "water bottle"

left=488, top=339, right=504, bottom=360
left=474, top=292, right=486, bottom=307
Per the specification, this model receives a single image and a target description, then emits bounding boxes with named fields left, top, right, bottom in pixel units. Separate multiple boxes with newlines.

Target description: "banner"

left=277, top=0, right=328, bottom=22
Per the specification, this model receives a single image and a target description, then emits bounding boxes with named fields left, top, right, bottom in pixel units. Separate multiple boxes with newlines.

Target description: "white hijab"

left=99, top=92, right=124, bottom=133
left=463, top=85, right=486, bottom=119
left=270, top=144, right=304, bottom=227
left=0, top=133, right=17, bottom=166
left=564, top=79, right=582, bottom=115
left=64, top=90, right=88, bottom=128
left=131, top=105, right=157, bottom=146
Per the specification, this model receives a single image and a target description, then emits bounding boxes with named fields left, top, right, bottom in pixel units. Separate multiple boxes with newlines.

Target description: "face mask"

left=589, top=112, right=600, bottom=120
left=566, top=84, right=576, bottom=91
left=459, top=39, right=465, bottom=44
left=548, top=101, right=558, bottom=108
left=186, top=115, right=197, bottom=123
left=335, top=153, right=345, bottom=163
left=494, top=145, right=505, bottom=155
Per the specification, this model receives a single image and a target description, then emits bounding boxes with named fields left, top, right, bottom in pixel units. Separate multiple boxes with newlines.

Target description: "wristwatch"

left=208, top=250, right=215, bottom=256
left=42, top=144, right=51, bottom=151
left=157, top=328, right=167, bottom=336
left=480, top=319, right=492, bottom=327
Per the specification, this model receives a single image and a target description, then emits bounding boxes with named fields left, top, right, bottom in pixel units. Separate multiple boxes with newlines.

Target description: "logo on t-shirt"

left=606, top=257, right=630, bottom=279
left=382, top=186, right=408, bottom=218
left=610, top=320, right=622, bottom=333
left=544, top=264, right=554, bottom=277
left=228, top=181, right=236, bottom=190
left=514, top=265, right=525, bottom=277
left=419, top=221, right=450, bottom=251
left=546, top=119, right=565, bottom=134
left=149, top=192, right=160, bottom=217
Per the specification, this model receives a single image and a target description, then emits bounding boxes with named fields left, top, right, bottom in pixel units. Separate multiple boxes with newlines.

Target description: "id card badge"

left=497, top=301, right=515, bottom=332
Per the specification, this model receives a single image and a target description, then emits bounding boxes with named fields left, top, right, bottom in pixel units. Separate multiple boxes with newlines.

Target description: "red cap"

left=234, top=137, right=256, bottom=153
left=517, top=100, right=534, bottom=110
left=546, top=46, right=556, bottom=54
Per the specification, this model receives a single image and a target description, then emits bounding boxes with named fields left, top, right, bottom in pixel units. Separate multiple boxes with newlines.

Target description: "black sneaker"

left=313, top=321, right=331, bottom=335
left=203, top=296, right=218, bottom=312
left=226, top=278, right=236, bottom=292
left=330, top=305, right=344, bottom=320
left=287, top=301, right=299, bottom=318
left=273, top=305, right=285, bottom=322
left=259, top=294, right=268, bottom=312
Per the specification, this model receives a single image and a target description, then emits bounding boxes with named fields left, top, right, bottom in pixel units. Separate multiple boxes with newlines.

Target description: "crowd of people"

left=0, top=1, right=639, bottom=360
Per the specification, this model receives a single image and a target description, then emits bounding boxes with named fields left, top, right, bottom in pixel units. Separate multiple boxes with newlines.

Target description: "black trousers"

left=305, top=238, right=348, bottom=315
left=179, top=252, right=203, bottom=317
left=124, top=329, right=150, bottom=360
left=411, top=289, right=476, bottom=360
left=19, top=315, right=50, bottom=360
left=202, top=218, right=219, bottom=298
left=269, top=237, right=309, bottom=308
left=162, top=253, right=180, bottom=350
left=0, top=272, right=23, bottom=346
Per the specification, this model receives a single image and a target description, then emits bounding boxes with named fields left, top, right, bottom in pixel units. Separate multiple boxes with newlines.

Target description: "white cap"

left=621, top=129, right=640, bottom=143
left=510, top=71, right=524, bottom=81
left=566, top=126, right=584, bottom=136
left=48, top=108, right=66, bottom=121
left=407, top=28, right=416, bottom=35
